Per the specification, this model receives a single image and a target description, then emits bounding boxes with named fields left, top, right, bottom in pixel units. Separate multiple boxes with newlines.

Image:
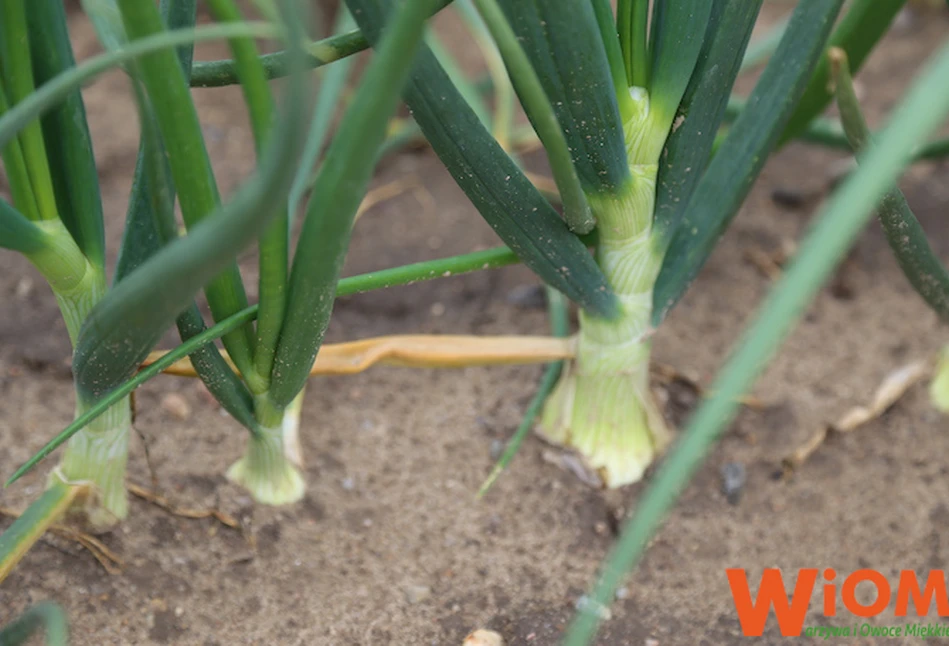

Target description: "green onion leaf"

left=617, top=0, right=649, bottom=88
left=477, top=288, right=568, bottom=497
left=652, top=0, right=845, bottom=324
left=647, top=0, right=713, bottom=144
left=590, top=0, right=634, bottom=123
left=72, top=0, right=309, bottom=403
left=268, top=0, right=440, bottom=409
left=346, top=0, right=618, bottom=319
left=0, top=482, right=76, bottom=585
left=779, top=0, right=907, bottom=145
left=0, top=0, right=59, bottom=223
left=0, top=198, right=49, bottom=253
left=288, top=6, right=358, bottom=222
left=27, top=0, right=106, bottom=268
left=110, top=0, right=258, bottom=433
left=188, top=0, right=454, bottom=88
left=496, top=0, right=630, bottom=197
left=651, top=0, right=763, bottom=247
left=0, top=22, right=281, bottom=160
left=117, top=0, right=259, bottom=379
left=830, top=47, right=949, bottom=321
left=476, top=0, right=594, bottom=233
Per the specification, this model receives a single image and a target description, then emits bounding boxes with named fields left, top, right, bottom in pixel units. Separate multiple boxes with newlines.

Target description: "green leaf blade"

left=647, top=0, right=713, bottom=135
left=27, top=0, right=106, bottom=268
left=268, top=0, right=440, bottom=408
left=346, top=0, right=618, bottom=319
left=830, top=48, right=949, bottom=323
left=73, top=0, right=309, bottom=403
left=116, top=0, right=257, bottom=378
left=779, top=0, right=907, bottom=145
left=0, top=198, right=49, bottom=253
left=652, top=0, right=845, bottom=324
left=651, top=0, right=764, bottom=246
left=0, top=482, right=75, bottom=586
left=496, top=0, right=630, bottom=196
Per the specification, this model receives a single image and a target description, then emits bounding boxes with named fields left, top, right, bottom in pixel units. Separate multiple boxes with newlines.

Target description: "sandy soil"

left=2, top=4, right=949, bottom=645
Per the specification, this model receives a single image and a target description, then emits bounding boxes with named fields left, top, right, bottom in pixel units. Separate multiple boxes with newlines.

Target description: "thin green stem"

left=117, top=0, right=258, bottom=380
left=0, top=0, right=58, bottom=222
left=477, top=289, right=569, bottom=497
left=727, top=95, right=949, bottom=160
left=455, top=0, right=515, bottom=148
left=0, top=85, right=42, bottom=222
left=590, top=0, right=635, bottom=124
left=190, top=29, right=364, bottom=87
left=188, top=0, right=455, bottom=88
left=473, top=0, right=594, bottom=233
left=205, top=0, right=285, bottom=393
left=288, top=7, right=357, bottom=221
left=630, top=0, right=649, bottom=88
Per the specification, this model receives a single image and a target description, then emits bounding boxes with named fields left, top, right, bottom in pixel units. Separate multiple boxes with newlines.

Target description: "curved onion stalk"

left=827, top=48, right=949, bottom=413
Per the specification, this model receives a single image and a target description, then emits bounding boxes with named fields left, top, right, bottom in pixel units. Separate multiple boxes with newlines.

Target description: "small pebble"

left=505, top=284, right=546, bottom=309
left=615, top=587, right=630, bottom=601
left=770, top=187, right=809, bottom=209
left=721, top=462, right=747, bottom=505
left=463, top=629, right=504, bottom=646
left=15, top=277, right=33, bottom=299
left=160, top=393, right=191, bottom=420
left=403, top=584, right=431, bottom=604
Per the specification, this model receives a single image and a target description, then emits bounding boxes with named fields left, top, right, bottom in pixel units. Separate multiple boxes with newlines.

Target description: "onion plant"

left=0, top=0, right=450, bottom=580
left=0, top=0, right=310, bottom=560
left=1, top=0, right=294, bottom=531
left=342, top=0, right=863, bottom=487
left=566, top=32, right=949, bottom=645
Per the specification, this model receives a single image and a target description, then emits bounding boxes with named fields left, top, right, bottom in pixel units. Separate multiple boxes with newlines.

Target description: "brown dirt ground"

left=2, top=4, right=949, bottom=645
